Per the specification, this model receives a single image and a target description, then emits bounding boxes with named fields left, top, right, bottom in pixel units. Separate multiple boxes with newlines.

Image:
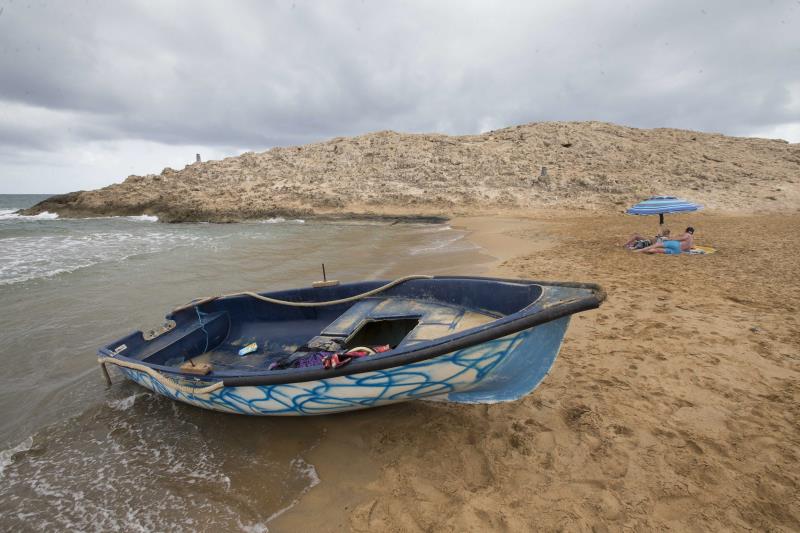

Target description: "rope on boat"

left=98, top=357, right=224, bottom=395
left=102, top=275, right=435, bottom=390
left=174, top=274, right=434, bottom=312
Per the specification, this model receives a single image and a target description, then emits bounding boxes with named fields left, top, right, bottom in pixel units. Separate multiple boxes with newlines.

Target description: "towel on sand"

left=686, top=246, right=717, bottom=255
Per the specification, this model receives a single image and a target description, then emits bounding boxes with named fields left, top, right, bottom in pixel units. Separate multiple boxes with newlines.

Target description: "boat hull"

left=118, top=317, right=570, bottom=415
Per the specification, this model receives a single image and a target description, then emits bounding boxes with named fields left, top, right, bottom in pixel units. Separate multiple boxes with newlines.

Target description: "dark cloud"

left=0, top=0, right=798, bottom=191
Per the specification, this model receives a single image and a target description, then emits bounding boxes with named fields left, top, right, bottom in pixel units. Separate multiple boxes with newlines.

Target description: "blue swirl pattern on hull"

left=118, top=317, right=570, bottom=415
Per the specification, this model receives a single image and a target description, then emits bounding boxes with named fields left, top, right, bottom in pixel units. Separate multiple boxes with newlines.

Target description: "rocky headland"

left=23, top=121, right=800, bottom=222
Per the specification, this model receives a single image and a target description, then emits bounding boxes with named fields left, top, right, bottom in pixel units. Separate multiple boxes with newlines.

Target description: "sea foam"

left=0, top=437, right=34, bottom=478
left=125, top=214, right=159, bottom=222
left=408, top=232, right=475, bottom=255
left=0, top=209, right=59, bottom=220
left=0, top=396, right=320, bottom=532
left=265, top=457, right=321, bottom=525
left=258, top=217, right=305, bottom=224
left=0, top=230, right=201, bottom=285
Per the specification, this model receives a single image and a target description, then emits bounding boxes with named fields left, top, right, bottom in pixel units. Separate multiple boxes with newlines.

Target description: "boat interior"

left=103, top=278, right=545, bottom=376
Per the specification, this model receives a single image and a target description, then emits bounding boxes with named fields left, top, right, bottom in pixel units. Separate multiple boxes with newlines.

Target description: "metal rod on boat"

left=100, top=362, right=113, bottom=387
left=311, top=263, right=342, bottom=288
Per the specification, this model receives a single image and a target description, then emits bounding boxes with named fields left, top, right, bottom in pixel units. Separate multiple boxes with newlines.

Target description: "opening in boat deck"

left=344, top=318, right=421, bottom=349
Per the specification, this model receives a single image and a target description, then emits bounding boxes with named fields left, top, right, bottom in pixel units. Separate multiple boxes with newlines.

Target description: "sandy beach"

left=274, top=210, right=799, bottom=532
left=6, top=121, right=799, bottom=531
left=3, top=0, right=799, bottom=529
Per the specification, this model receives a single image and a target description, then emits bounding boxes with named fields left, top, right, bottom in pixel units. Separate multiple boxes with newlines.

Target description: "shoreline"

left=11, top=190, right=798, bottom=227
left=13, top=205, right=452, bottom=225
left=17, top=202, right=800, bottom=225
left=450, top=215, right=558, bottom=268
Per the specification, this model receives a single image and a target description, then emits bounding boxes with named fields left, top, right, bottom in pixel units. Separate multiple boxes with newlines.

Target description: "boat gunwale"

left=99, top=276, right=605, bottom=388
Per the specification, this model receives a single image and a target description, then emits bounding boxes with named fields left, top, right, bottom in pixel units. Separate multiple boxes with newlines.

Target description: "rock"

left=20, top=121, right=800, bottom=222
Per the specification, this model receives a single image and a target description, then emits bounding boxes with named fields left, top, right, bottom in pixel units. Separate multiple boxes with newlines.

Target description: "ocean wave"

left=411, top=223, right=453, bottom=232
left=237, top=520, right=269, bottom=533
left=125, top=214, right=159, bottom=222
left=107, top=393, right=148, bottom=411
left=408, top=233, right=474, bottom=255
left=265, top=457, right=321, bottom=525
left=0, top=210, right=159, bottom=223
left=84, top=215, right=160, bottom=222
left=257, top=217, right=305, bottom=224
left=0, top=231, right=202, bottom=285
left=0, top=437, right=34, bottom=479
left=0, top=396, right=320, bottom=532
left=0, top=209, right=59, bottom=220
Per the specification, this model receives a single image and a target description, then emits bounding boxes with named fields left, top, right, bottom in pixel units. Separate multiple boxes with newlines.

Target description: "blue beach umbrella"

left=627, top=196, right=702, bottom=228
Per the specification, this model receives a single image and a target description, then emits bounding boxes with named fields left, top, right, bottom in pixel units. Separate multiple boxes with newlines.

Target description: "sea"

left=0, top=194, right=488, bottom=531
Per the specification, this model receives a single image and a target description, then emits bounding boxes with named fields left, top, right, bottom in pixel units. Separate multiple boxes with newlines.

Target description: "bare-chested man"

left=635, top=227, right=694, bottom=254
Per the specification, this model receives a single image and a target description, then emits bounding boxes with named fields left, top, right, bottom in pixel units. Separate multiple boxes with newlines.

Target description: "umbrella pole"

left=659, top=213, right=664, bottom=234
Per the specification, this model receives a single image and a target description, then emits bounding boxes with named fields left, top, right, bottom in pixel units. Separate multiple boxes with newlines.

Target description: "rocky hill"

left=23, top=121, right=800, bottom=222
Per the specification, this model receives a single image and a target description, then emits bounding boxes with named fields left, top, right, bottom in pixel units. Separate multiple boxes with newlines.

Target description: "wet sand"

left=274, top=211, right=799, bottom=532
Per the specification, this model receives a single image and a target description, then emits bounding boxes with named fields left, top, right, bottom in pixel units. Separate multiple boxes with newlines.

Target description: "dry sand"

left=273, top=211, right=799, bottom=532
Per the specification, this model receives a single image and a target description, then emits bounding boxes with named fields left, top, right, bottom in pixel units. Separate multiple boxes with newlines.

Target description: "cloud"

left=0, top=0, right=798, bottom=192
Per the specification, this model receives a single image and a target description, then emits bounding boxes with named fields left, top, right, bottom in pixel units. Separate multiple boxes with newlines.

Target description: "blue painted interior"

left=102, top=278, right=545, bottom=375
left=140, top=311, right=229, bottom=365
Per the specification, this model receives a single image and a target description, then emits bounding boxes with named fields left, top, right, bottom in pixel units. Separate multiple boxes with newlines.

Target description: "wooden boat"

left=98, top=276, right=604, bottom=415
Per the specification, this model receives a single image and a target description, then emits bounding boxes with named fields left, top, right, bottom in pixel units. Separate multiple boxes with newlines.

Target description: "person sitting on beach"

left=635, top=227, right=694, bottom=254
left=624, top=228, right=670, bottom=250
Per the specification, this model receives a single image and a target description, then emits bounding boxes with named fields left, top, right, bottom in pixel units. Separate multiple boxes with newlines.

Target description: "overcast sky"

left=1, top=0, right=798, bottom=193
